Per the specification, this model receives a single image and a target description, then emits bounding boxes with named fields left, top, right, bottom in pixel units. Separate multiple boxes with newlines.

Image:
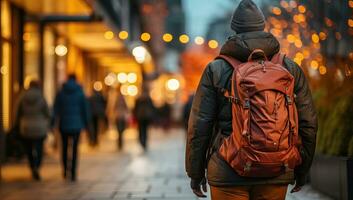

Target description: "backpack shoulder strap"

left=271, top=53, right=286, bottom=65
left=215, top=55, right=241, bottom=103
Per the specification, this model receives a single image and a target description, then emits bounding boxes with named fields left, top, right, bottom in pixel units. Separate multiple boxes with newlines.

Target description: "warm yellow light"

left=319, top=32, right=327, bottom=40
left=311, top=34, right=320, bottom=43
left=0, top=66, right=7, bottom=75
left=208, top=40, right=219, bottom=49
left=319, top=66, right=327, bottom=75
left=194, top=36, right=205, bottom=45
left=166, top=78, right=180, bottom=91
left=117, top=73, right=128, bottom=83
left=349, top=0, right=353, bottom=8
left=179, top=34, right=190, bottom=44
left=293, top=58, right=302, bottom=65
left=104, top=73, right=116, bottom=86
left=286, top=34, right=296, bottom=43
left=120, top=84, right=129, bottom=96
left=127, top=85, right=138, bottom=96
left=348, top=19, right=353, bottom=28
left=163, top=33, right=173, bottom=42
left=132, top=46, right=147, bottom=64
left=295, top=52, right=304, bottom=61
left=23, top=32, right=30, bottom=41
left=298, top=5, right=306, bottom=13
left=93, top=81, right=103, bottom=91
left=141, top=32, right=151, bottom=42
left=55, top=44, right=68, bottom=56
left=310, top=61, right=319, bottom=70
left=294, top=40, right=302, bottom=48
left=119, top=31, right=129, bottom=40
left=104, top=31, right=114, bottom=40
left=127, top=73, right=137, bottom=83
left=272, top=7, right=282, bottom=15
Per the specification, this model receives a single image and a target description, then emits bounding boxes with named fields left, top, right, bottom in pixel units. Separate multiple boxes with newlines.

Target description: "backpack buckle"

left=244, top=99, right=250, bottom=109
left=228, top=96, right=240, bottom=104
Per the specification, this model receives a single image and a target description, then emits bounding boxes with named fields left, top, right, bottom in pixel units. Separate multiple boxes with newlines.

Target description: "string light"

left=194, top=36, right=205, bottom=45
left=119, top=31, right=129, bottom=40
left=310, top=61, right=319, bottom=70
left=272, top=7, right=282, bottom=15
left=104, top=31, right=114, bottom=40
left=311, top=33, right=320, bottom=43
left=319, top=66, right=327, bottom=75
left=179, top=34, right=190, bottom=44
left=348, top=19, right=353, bottom=28
left=163, top=33, right=173, bottom=42
left=141, top=32, right=151, bottom=42
left=208, top=40, right=219, bottom=49
left=298, top=5, right=306, bottom=13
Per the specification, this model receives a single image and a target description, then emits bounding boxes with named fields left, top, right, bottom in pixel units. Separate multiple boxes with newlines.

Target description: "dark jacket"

left=15, top=87, right=50, bottom=139
left=134, top=95, right=155, bottom=121
left=88, top=91, right=106, bottom=118
left=53, top=79, right=90, bottom=133
left=186, top=31, right=318, bottom=187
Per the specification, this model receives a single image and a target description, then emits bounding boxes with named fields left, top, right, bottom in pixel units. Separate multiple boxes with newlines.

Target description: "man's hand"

left=191, top=178, right=207, bottom=198
left=290, top=184, right=302, bottom=193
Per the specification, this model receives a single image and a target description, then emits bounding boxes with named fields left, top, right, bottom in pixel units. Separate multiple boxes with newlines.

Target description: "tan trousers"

left=210, top=184, right=288, bottom=200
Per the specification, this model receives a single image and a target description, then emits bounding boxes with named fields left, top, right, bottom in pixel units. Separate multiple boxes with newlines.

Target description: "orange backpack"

left=217, top=49, right=302, bottom=178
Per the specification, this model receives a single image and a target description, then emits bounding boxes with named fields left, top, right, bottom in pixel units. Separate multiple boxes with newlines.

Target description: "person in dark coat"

left=183, top=93, right=194, bottom=131
left=133, top=89, right=155, bottom=151
left=185, top=0, right=318, bottom=199
left=52, top=74, right=90, bottom=181
left=15, top=80, right=50, bottom=180
left=88, top=90, right=106, bottom=146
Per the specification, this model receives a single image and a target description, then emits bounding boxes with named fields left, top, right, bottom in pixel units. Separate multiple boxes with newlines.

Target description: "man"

left=185, top=0, right=318, bottom=199
left=88, top=89, right=106, bottom=146
left=53, top=74, right=90, bottom=181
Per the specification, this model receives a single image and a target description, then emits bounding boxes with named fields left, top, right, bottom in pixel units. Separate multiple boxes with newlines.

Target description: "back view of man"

left=53, top=74, right=90, bottom=181
left=185, top=0, right=318, bottom=199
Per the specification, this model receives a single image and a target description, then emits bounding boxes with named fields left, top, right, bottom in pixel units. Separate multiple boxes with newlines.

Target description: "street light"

left=127, top=85, right=138, bottom=96
left=132, top=46, right=147, bottom=64
left=166, top=78, right=180, bottom=91
left=117, top=72, right=128, bottom=83
left=55, top=44, right=68, bottom=56
left=127, top=73, right=137, bottom=83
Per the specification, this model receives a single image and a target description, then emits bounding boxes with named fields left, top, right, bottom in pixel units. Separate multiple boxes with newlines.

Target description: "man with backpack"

left=185, top=0, right=318, bottom=199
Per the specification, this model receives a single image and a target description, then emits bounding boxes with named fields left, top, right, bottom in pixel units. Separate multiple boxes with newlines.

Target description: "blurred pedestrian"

left=52, top=74, right=90, bottom=182
left=88, top=89, right=107, bottom=146
left=185, top=0, right=318, bottom=199
left=133, top=89, right=155, bottom=151
left=114, top=87, right=129, bottom=151
left=15, top=80, right=50, bottom=181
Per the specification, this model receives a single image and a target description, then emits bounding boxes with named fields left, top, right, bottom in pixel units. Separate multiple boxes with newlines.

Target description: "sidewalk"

left=0, top=128, right=332, bottom=200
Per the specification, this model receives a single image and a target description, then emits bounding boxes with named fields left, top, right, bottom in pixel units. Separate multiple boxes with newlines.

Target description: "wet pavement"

left=0, top=128, right=332, bottom=200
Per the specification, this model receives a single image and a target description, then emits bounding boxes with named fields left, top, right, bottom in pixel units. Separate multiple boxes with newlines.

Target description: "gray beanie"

left=231, top=0, right=266, bottom=33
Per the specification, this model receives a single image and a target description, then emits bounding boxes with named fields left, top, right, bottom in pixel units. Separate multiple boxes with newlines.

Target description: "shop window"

left=1, top=0, right=12, bottom=131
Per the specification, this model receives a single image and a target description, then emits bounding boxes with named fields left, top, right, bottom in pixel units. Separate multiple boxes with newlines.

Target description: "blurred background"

left=0, top=0, right=352, bottom=200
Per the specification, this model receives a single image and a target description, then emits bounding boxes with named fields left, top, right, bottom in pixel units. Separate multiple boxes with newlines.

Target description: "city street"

left=0, top=128, right=332, bottom=200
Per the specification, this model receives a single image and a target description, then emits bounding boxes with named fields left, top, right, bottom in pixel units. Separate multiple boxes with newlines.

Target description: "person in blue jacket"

left=52, top=74, right=90, bottom=182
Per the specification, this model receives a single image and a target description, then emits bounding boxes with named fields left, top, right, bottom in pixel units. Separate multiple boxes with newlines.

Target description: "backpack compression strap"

left=270, top=53, right=286, bottom=65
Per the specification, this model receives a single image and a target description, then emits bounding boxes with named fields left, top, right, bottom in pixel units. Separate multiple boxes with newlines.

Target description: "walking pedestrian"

left=185, top=0, right=318, bottom=199
left=52, top=74, right=90, bottom=182
left=15, top=80, right=50, bottom=181
left=133, top=89, right=155, bottom=151
left=88, top=89, right=107, bottom=146
left=114, top=87, right=129, bottom=151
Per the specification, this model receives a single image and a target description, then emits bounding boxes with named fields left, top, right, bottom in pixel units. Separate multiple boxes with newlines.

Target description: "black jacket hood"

left=220, top=31, right=280, bottom=62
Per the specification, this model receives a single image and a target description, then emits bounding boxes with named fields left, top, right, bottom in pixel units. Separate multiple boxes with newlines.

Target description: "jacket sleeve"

left=185, top=63, right=218, bottom=180
left=286, top=58, right=318, bottom=186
